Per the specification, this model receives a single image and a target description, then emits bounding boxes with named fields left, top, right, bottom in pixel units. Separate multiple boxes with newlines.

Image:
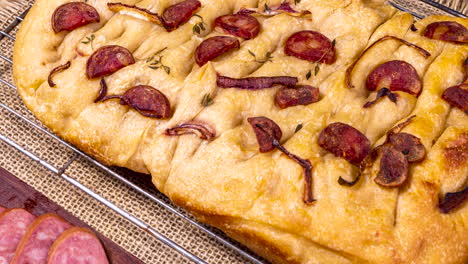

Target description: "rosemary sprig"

left=81, top=34, right=95, bottom=50
left=248, top=49, right=274, bottom=64
left=201, top=94, right=214, bottom=107
left=192, top=14, right=207, bottom=34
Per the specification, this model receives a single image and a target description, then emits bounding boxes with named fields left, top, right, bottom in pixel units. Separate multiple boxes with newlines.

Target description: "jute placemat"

left=0, top=1, right=465, bottom=263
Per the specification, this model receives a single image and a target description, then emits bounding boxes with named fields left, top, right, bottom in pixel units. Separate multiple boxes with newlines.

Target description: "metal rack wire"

left=0, top=1, right=465, bottom=264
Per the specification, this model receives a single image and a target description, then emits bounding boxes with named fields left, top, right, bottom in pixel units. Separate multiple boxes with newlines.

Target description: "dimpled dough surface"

left=13, top=0, right=468, bottom=263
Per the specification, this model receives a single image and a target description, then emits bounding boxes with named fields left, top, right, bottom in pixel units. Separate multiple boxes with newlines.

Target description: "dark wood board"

left=0, top=167, right=144, bottom=264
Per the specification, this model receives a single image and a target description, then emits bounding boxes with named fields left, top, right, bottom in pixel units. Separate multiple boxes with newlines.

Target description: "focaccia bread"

left=13, top=0, right=468, bottom=263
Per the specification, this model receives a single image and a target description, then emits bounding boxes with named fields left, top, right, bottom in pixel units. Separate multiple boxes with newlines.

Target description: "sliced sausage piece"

left=47, top=227, right=109, bottom=264
left=442, top=84, right=468, bottom=112
left=318, top=123, right=371, bottom=165
left=284, top=31, right=336, bottom=64
left=161, top=0, right=201, bottom=31
left=52, top=2, right=100, bottom=33
left=387, top=132, right=426, bottom=163
left=86, top=45, right=135, bottom=79
left=423, top=21, right=468, bottom=43
left=195, top=36, right=240, bottom=66
left=11, top=214, right=72, bottom=264
left=374, top=146, right=409, bottom=187
left=275, top=85, right=320, bottom=109
left=214, top=14, right=260, bottom=39
left=366, top=60, right=422, bottom=96
left=0, top=209, right=36, bottom=263
left=248, top=117, right=282, bottom=153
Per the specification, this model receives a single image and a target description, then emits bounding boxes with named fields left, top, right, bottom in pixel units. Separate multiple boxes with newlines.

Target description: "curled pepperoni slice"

left=52, top=2, right=100, bottom=33
left=284, top=31, right=336, bottom=64
left=374, top=146, right=409, bottom=187
left=366, top=60, right=422, bottom=96
left=214, top=14, right=260, bottom=40
left=161, top=0, right=201, bottom=31
left=195, top=36, right=240, bottom=66
left=423, top=21, right=468, bottom=43
left=318, top=123, right=371, bottom=165
left=86, top=45, right=135, bottom=79
left=275, top=85, right=320, bottom=109
left=248, top=117, right=282, bottom=153
left=101, top=85, right=171, bottom=119
left=442, top=84, right=468, bottom=112
left=388, top=132, right=426, bottom=163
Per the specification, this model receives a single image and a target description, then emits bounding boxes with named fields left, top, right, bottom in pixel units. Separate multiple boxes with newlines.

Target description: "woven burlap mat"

left=0, top=1, right=465, bottom=263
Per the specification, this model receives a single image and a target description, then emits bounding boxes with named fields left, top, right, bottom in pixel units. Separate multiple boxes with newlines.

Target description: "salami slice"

left=442, top=84, right=468, bottom=112
left=214, top=14, right=260, bottom=39
left=161, top=0, right=201, bottom=31
left=423, top=21, right=468, bottom=43
left=284, top=31, right=336, bottom=64
left=52, top=2, right=100, bottom=33
left=366, top=60, right=422, bottom=96
left=47, top=227, right=109, bottom=264
left=195, top=36, right=240, bottom=66
left=86, top=45, right=135, bottom=79
left=0, top=209, right=36, bottom=264
left=11, top=214, right=72, bottom=264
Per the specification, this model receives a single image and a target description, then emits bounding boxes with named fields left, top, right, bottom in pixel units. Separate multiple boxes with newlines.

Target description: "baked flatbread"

left=13, top=0, right=468, bottom=263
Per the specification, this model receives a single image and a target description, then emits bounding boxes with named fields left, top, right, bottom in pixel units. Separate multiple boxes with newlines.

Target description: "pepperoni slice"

left=318, top=123, right=371, bottom=165
left=52, top=2, right=100, bottom=33
left=0, top=209, right=36, bottom=264
left=387, top=132, right=426, bottom=163
left=11, top=214, right=72, bottom=264
left=366, top=60, right=422, bottom=96
left=102, top=85, right=171, bottom=119
left=248, top=117, right=282, bottom=153
left=442, top=84, right=468, bottom=112
left=195, top=36, right=240, bottom=66
left=374, top=146, right=409, bottom=187
left=284, top=31, right=336, bottom=64
left=214, top=14, right=260, bottom=39
left=275, top=85, right=320, bottom=109
left=47, top=227, right=109, bottom=264
left=86, top=45, right=135, bottom=79
left=423, top=21, right=468, bottom=43
left=161, top=0, right=201, bottom=32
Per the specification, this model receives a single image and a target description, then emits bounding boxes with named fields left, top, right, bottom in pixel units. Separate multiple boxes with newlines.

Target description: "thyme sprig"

left=147, top=47, right=170, bottom=75
left=248, top=49, right=274, bottom=64
left=81, top=34, right=95, bottom=50
left=192, top=14, right=207, bottom=34
left=306, top=38, right=336, bottom=79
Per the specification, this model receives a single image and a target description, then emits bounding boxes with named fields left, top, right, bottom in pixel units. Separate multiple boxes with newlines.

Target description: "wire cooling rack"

left=0, top=1, right=465, bottom=263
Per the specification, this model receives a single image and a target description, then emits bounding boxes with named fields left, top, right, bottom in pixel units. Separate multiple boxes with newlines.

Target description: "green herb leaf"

left=163, top=66, right=171, bottom=74
left=248, top=50, right=256, bottom=57
left=295, top=124, right=303, bottom=133
left=201, top=94, right=214, bottom=107
left=149, top=66, right=160, bottom=70
left=306, top=70, right=312, bottom=80
left=314, top=64, right=320, bottom=76
left=193, top=24, right=200, bottom=34
left=264, top=3, right=270, bottom=12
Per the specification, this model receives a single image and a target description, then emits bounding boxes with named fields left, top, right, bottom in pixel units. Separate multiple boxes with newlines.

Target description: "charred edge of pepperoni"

left=107, top=3, right=162, bottom=25
left=284, top=31, right=336, bottom=64
left=195, top=36, right=240, bottom=66
left=101, top=85, right=171, bottom=119
left=86, top=45, right=135, bottom=79
left=165, top=122, right=216, bottom=140
left=423, top=21, right=468, bottom=44
left=318, top=122, right=371, bottom=166
left=363, top=88, right=398, bottom=108
left=338, top=173, right=361, bottom=187
left=345, top=36, right=431, bottom=89
left=94, top=78, right=108, bottom=103
left=217, top=76, right=298, bottom=90
left=388, top=132, right=426, bottom=163
left=214, top=14, right=260, bottom=40
left=251, top=118, right=315, bottom=204
left=438, top=186, right=468, bottom=214
left=248, top=117, right=282, bottom=153
left=374, top=146, right=409, bottom=187
left=52, top=2, right=100, bottom=33
left=275, top=85, right=320, bottom=109
left=161, top=0, right=201, bottom=32
left=442, top=84, right=468, bottom=112
left=48, top=61, right=71, bottom=87
left=366, top=60, right=422, bottom=96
